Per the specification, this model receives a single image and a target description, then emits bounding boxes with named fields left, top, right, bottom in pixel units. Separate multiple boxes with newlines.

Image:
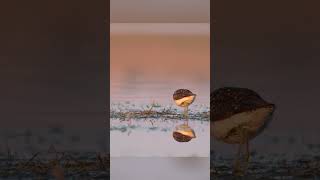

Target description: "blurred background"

left=0, top=0, right=107, bottom=155
left=111, top=23, right=210, bottom=106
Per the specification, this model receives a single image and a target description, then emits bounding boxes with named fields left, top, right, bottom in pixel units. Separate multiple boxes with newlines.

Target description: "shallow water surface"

left=111, top=157, right=210, bottom=180
left=111, top=118, right=210, bottom=157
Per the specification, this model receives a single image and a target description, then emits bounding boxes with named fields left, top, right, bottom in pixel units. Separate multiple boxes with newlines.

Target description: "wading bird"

left=173, top=89, right=196, bottom=123
left=211, top=87, right=275, bottom=176
left=172, top=89, right=197, bottom=142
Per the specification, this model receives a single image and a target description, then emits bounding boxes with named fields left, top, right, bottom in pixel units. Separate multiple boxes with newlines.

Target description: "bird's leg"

left=184, top=106, right=189, bottom=125
left=242, top=127, right=250, bottom=173
left=233, top=144, right=243, bottom=176
left=233, top=126, right=250, bottom=176
left=233, top=149, right=244, bottom=175
left=245, top=133, right=250, bottom=163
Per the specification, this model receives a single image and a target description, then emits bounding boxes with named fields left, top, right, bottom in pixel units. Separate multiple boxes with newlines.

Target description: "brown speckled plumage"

left=173, top=89, right=195, bottom=100
left=172, top=132, right=193, bottom=142
left=211, top=87, right=275, bottom=122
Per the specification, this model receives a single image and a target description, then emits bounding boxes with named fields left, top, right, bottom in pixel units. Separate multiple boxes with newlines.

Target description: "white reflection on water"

left=110, top=157, right=210, bottom=180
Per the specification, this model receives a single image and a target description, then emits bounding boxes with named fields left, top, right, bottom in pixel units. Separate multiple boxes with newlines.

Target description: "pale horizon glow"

left=111, top=0, right=210, bottom=23
left=111, top=23, right=210, bottom=35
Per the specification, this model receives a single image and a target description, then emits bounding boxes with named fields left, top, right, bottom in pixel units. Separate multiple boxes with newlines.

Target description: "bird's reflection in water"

left=173, top=123, right=196, bottom=142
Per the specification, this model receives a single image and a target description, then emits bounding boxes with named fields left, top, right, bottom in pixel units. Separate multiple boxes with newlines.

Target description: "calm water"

left=111, top=157, right=210, bottom=180
left=111, top=118, right=210, bottom=157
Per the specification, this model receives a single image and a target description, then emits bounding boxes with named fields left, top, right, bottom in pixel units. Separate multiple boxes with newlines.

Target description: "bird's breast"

left=174, top=95, right=196, bottom=107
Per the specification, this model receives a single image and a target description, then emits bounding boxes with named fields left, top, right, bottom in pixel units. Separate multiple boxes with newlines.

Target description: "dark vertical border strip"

left=210, top=0, right=215, bottom=179
left=106, top=0, right=110, bottom=178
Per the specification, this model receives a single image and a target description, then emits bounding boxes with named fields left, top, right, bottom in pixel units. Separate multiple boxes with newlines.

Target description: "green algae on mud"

left=110, top=102, right=209, bottom=122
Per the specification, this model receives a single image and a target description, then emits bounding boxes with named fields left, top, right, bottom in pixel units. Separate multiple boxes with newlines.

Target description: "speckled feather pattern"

left=211, top=87, right=275, bottom=122
left=173, top=132, right=193, bottom=142
left=173, top=89, right=195, bottom=100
